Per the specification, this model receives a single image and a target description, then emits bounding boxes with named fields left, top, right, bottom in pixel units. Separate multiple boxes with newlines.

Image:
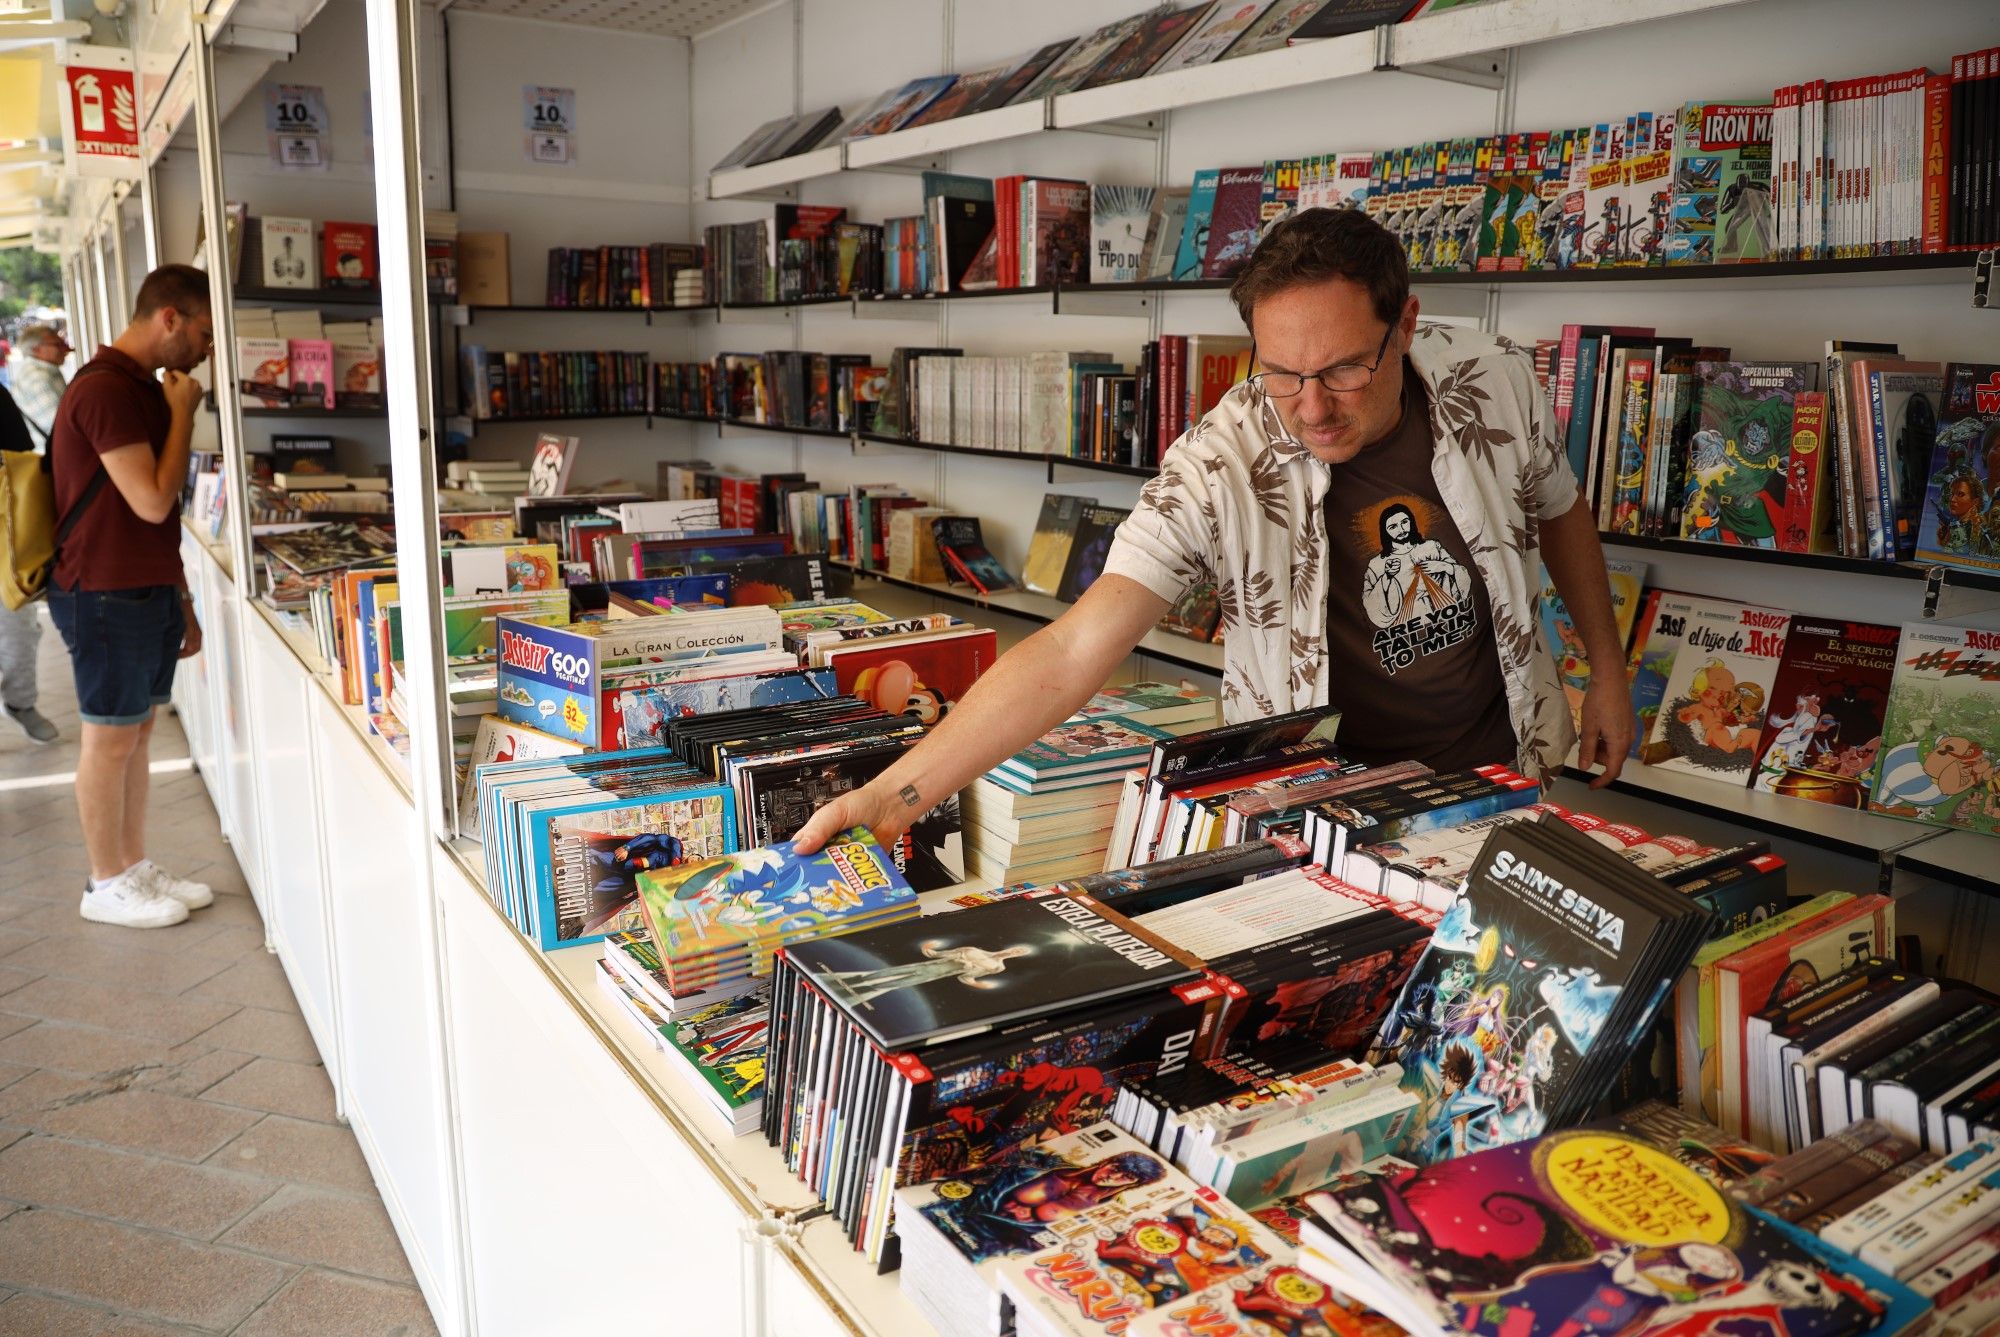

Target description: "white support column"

left=139, top=164, right=163, bottom=273
left=363, top=0, right=475, bottom=1328
left=88, top=227, right=114, bottom=344
left=108, top=194, right=133, bottom=324
left=190, top=31, right=253, bottom=591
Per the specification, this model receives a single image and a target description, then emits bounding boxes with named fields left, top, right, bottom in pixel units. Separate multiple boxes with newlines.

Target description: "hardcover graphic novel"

left=823, top=629, right=997, bottom=728
left=1537, top=558, right=1647, bottom=736
left=784, top=890, right=1196, bottom=1049
left=1057, top=505, right=1131, bottom=603
left=1681, top=361, right=1812, bottom=547
left=1914, top=363, right=2000, bottom=577
left=1202, top=166, right=1268, bottom=279
left=1750, top=619, right=1899, bottom=805
left=1644, top=600, right=1791, bottom=784
left=1869, top=622, right=2000, bottom=836
left=1307, top=1129, right=1901, bottom=1337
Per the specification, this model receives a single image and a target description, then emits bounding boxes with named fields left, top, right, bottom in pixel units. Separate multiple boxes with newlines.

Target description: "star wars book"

left=1870, top=622, right=2000, bottom=836
left=1914, top=363, right=2000, bottom=578
left=783, top=889, right=1201, bottom=1049
left=1301, top=1128, right=1909, bottom=1337
left=1642, top=599, right=1791, bottom=785
left=1750, top=619, right=1899, bottom=805
left=1369, top=816, right=1713, bottom=1164
left=1681, top=361, right=1814, bottom=547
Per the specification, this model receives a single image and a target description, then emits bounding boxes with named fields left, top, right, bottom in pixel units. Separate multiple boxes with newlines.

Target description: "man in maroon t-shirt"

left=46, top=264, right=219, bottom=929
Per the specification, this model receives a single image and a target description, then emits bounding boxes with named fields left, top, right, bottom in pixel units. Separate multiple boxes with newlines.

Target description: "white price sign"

left=266, top=83, right=329, bottom=171
left=524, top=85, right=575, bottom=165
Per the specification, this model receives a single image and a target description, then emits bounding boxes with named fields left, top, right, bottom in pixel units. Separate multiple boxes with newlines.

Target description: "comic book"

left=1368, top=818, right=1711, bottom=1166
left=456, top=714, right=584, bottom=841
left=820, top=628, right=997, bottom=728
left=1174, top=169, right=1222, bottom=282
left=1750, top=619, right=1900, bottom=804
left=1869, top=622, right=2000, bottom=836
left=1128, top=1260, right=1404, bottom=1337
left=659, top=989, right=769, bottom=1133
left=1201, top=166, right=1267, bottom=279
left=616, top=667, right=839, bottom=750
left=529, top=785, right=735, bottom=950
left=1302, top=1129, right=1910, bottom=1337
left=635, top=829, right=916, bottom=980
left=1625, top=591, right=1700, bottom=763
left=1670, top=100, right=1775, bottom=264
left=1643, top=599, right=1791, bottom=785
left=1914, top=363, right=2000, bottom=577
left=1681, top=361, right=1813, bottom=546
left=995, top=1161, right=1293, bottom=1336
left=1536, top=558, right=1647, bottom=737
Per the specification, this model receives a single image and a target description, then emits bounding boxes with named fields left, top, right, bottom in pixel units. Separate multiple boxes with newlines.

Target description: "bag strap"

left=50, top=361, right=133, bottom=549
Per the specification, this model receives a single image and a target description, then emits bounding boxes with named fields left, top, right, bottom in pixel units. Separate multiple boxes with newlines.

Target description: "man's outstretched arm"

left=791, top=573, right=1173, bottom=854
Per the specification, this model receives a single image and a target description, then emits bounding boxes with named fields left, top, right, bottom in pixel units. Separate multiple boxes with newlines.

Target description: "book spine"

left=1781, top=391, right=1827, bottom=553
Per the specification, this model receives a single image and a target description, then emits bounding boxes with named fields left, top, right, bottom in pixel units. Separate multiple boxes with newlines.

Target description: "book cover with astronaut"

left=785, top=889, right=1200, bottom=1049
left=1869, top=621, right=2000, bottom=837
left=1302, top=1128, right=1909, bottom=1337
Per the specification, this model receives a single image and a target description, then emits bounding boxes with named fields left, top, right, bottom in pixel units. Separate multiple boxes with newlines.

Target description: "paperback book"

left=1870, top=621, right=2000, bottom=836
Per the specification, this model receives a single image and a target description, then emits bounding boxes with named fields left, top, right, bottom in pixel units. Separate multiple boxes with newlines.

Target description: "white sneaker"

left=135, top=860, right=215, bottom=910
left=79, top=872, right=189, bottom=929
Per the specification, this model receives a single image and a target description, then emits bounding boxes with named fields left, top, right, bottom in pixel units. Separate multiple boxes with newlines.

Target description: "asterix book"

left=1369, top=818, right=1711, bottom=1165
left=784, top=890, right=1200, bottom=1050
left=1299, top=1128, right=1905, bottom=1337
left=1681, top=361, right=1814, bottom=547
left=1670, top=100, right=1775, bottom=264
left=1536, top=558, right=1647, bottom=737
left=1750, top=619, right=1900, bottom=805
left=1914, top=363, right=2000, bottom=578
left=1643, top=600, right=1792, bottom=785
left=660, top=989, right=770, bottom=1135
left=995, top=1172, right=1295, bottom=1336
left=635, top=829, right=917, bottom=979
left=1869, top=622, right=2000, bottom=836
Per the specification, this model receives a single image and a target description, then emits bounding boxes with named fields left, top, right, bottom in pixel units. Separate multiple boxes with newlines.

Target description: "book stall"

left=42, top=0, right=2000, bottom=1332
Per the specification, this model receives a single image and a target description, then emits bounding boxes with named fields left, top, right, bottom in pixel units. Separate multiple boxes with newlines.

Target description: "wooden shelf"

left=1598, top=533, right=2000, bottom=596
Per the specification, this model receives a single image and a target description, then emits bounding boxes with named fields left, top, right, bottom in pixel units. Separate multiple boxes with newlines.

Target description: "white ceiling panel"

left=442, top=0, right=777, bottom=39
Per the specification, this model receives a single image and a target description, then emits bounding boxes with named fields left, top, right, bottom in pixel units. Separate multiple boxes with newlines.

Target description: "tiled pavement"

left=0, top=609, right=437, bottom=1336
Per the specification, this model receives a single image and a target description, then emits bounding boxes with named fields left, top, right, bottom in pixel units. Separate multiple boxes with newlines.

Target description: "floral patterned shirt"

left=1101, top=322, right=1581, bottom=778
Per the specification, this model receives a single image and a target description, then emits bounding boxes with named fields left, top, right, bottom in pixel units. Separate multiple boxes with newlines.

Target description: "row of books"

left=543, top=242, right=704, bottom=309
left=204, top=210, right=380, bottom=292
left=456, top=345, right=650, bottom=420
left=709, top=1, right=1483, bottom=173
left=234, top=308, right=382, bottom=412
left=1538, top=320, right=1997, bottom=574
left=701, top=214, right=884, bottom=305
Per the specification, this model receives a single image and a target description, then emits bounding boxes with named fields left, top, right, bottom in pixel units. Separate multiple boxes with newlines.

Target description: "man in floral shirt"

left=797, top=209, right=1631, bottom=854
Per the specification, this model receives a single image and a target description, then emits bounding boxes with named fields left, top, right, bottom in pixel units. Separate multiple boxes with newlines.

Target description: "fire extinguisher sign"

left=60, top=46, right=141, bottom=180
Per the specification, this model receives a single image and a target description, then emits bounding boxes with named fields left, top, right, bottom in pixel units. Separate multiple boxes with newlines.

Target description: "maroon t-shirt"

left=51, top=346, right=180, bottom=592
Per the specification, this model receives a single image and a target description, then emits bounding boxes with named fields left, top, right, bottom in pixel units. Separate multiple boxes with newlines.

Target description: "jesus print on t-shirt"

left=1356, top=497, right=1478, bottom=673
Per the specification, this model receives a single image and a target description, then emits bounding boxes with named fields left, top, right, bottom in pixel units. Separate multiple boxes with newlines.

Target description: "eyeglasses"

left=1247, top=323, right=1394, bottom=398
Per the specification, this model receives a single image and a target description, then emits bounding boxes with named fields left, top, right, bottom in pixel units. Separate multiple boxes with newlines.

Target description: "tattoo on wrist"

left=898, top=784, right=922, bottom=809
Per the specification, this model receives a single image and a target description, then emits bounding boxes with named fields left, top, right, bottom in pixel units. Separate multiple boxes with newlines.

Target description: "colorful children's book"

left=1303, top=1128, right=1908, bottom=1337
left=1751, top=618, right=1900, bottom=804
left=1643, top=599, right=1791, bottom=785
left=1913, top=363, right=2000, bottom=577
left=528, top=785, right=736, bottom=950
left=1870, top=621, right=2000, bottom=836
left=1538, top=559, right=1647, bottom=737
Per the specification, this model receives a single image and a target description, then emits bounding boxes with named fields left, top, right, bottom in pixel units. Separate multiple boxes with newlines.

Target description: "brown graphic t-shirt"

left=1321, top=364, right=1515, bottom=770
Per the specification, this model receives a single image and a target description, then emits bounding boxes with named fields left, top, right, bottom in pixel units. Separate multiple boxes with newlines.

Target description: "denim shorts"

left=47, top=585, right=185, bottom=726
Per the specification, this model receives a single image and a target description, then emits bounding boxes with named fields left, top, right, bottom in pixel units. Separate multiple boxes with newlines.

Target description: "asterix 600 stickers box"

left=495, top=605, right=782, bottom=746
left=1869, top=622, right=2000, bottom=837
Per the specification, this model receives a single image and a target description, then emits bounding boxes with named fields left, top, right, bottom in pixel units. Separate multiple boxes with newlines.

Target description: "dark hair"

left=1377, top=502, right=1420, bottom=555
left=1228, top=207, right=1409, bottom=330
left=1441, top=1042, right=1475, bottom=1089
left=132, top=264, right=213, bottom=321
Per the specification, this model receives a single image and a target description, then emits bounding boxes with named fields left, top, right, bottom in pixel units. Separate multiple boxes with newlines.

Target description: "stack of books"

left=591, top=957, right=770, bottom=1136
left=633, top=829, right=916, bottom=1009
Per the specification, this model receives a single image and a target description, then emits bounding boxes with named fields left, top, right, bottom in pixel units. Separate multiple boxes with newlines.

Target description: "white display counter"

left=172, top=524, right=921, bottom=1337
